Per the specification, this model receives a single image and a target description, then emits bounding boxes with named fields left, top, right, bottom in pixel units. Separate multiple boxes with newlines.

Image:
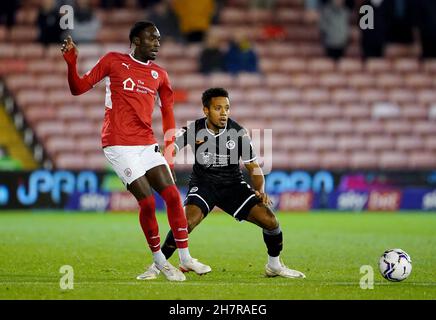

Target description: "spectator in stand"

left=414, top=0, right=436, bottom=58
left=319, top=0, right=350, bottom=60
left=37, top=0, right=62, bottom=46
left=360, top=0, right=389, bottom=59
left=100, top=0, right=123, bottom=9
left=250, top=0, right=276, bottom=9
left=147, top=0, right=182, bottom=43
left=137, top=0, right=161, bottom=8
left=171, top=0, right=215, bottom=43
left=69, top=0, right=100, bottom=43
left=224, top=33, right=259, bottom=75
left=199, top=34, right=225, bottom=74
left=0, top=1, right=20, bottom=29
left=385, top=0, right=414, bottom=45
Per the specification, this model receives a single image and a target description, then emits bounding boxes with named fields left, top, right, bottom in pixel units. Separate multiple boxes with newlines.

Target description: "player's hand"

left=255, top=191, right=273, bottom=207
left=61, top=35, right=78, bottom=55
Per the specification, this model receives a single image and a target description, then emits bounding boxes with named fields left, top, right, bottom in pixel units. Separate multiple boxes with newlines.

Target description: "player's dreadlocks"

left=202, top=88, right=229, bottom=108
left=129, top=21, right=156, bottom=47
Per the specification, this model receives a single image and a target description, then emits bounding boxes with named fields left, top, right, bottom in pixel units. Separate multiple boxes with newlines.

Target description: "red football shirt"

left=64, top=50, right=176, bottom=166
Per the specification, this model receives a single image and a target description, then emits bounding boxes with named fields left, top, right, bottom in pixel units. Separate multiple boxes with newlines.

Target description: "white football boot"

left=179, top=258, right=212, bottom=275
left=265, top=260, right=306, bottom=279
left=136, top=263, right=160, bottom=280
left=157, top=261, right=186, bottom=281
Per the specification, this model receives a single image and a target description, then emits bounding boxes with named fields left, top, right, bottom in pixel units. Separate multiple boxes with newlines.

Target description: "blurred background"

left=0, top=0, right=436, bottom=212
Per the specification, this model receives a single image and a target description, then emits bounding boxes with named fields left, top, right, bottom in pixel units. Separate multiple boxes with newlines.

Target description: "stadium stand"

left=0, top=0, right=435, bottom=170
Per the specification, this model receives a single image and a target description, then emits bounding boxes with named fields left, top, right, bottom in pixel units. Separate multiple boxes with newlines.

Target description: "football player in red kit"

left=61, top=21, right=210, bottom=281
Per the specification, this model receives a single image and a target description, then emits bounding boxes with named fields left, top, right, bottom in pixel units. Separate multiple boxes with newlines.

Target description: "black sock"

left=262, top=227, right=283, bottom=257
left=161, top=230, right=177, bottom=259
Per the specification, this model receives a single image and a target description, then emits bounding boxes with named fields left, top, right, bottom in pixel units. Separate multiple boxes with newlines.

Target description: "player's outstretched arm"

left=61, top=36, right=92, bottom=95
left=61, top=35, right=111, bottom=96
left=245, top=161, right=273, bottom=207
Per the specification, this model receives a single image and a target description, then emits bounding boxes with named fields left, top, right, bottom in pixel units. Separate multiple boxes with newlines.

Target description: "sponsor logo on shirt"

left=123, top=78, right=135, bottom=91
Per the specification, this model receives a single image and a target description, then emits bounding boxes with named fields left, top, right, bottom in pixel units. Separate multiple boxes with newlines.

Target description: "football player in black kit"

left=137, top=88, right=306, bottom=280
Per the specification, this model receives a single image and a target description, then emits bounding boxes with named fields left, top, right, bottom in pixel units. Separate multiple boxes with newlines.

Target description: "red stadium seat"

left=343, top=104, right=371, bottom=119
left=55, top=153, right=86, bottom=170
left=337, top=58, right=363, bottom=73
left=359, top=89, right=388, bottom=104
left=378, top=151, right=408, bottom=169
left=365, top=59, right=392, bottom=73
left=400, top=105, right=428, bottom=119
left=321, top=151, right=350, bottom=170
left=296, top=120, right=325, bottom=135
left=388, top=89, right=416, bottom=104
left=308, top=135, right=336, bottom=150
left=208, top=73, right=234, bottom=88
left=331, top=89, right=360, bottom=104
left=395, top=135, right=424, bottom=151
left=408, top=151, right=436, bottom=169
left=393, top=58, right=420, bottom=73
left=301, top=88, right=330, bottom=104
left=404, top=74, right=433, bottom=89
left=319, top=74, right=347, bottom=89
left=383, top=120, right=413, bottom=135
left=324, top=120, right=354, bottom=134
left=281, top=58, right=307, bottom=73
left=46, top=136, right=76, bottom=154
left=354, top=120, right=384, bottom=134
left=413, top=121, right=436, bottom=135
left=312, top=104, right=342, bottom=119
left=289, top=74, right=318, bottom=89
left=348, top=74, right=375, bottom=89
left=284, top=105, right=313, bottom=119
left=376, top=74, right=403, bottom=89
left=349, top=151, right=379, bottom=169
left=307, top=58, right=335, bottom=73
left=424, top=136, right=436, bottom=151
left=288, top=151, right=321, bottom=169
left=235, top=73, right=264, bottom=88
left=366, top=135, right=395, bottom=151
left=275, top=135, right=306, bottom=151
left=274, top=88, right=301, bottom=103
left=337, top=135, right=366, bottom=151
left=264, top=74, right=293, bottom=88
left=85, top=152, right=108, bottom=170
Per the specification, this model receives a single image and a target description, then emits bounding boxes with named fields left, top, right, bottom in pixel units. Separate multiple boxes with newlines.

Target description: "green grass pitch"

left=0, top=211, right=435, bottom=300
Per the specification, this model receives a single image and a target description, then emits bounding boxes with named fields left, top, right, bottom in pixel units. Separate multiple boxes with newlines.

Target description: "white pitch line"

left=1, top=281, right=436, bottom=287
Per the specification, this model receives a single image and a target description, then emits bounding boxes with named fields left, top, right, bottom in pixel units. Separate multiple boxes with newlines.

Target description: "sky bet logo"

left=17, top=170, right=98, bottom=205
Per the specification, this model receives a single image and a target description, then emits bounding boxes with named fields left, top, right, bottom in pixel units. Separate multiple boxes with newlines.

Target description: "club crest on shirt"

left=124, top=168, right=132, bottom=177
left=151, top=70, right=159, bottom=79
left=226, top=140, right=236, bottom=150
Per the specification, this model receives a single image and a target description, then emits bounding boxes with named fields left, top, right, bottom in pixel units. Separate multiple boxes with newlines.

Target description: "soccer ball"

left=378, top=249, right=412, bottom=282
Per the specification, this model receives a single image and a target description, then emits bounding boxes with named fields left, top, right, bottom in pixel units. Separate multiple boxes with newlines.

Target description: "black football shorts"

left=183, top=181, right=262, bottom=221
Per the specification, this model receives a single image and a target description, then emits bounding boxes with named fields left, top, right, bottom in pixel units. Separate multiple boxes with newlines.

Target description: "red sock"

left=138, top=195, right=160, bottom=252
left=159, top=185, right=188, bottom=249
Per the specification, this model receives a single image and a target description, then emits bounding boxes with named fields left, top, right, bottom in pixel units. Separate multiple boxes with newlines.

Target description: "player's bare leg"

left=129, top=175, right=185, bottom=281
left=145, top=166, right=211, bottom=275
left=247, top=204, right=306, bottom=279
